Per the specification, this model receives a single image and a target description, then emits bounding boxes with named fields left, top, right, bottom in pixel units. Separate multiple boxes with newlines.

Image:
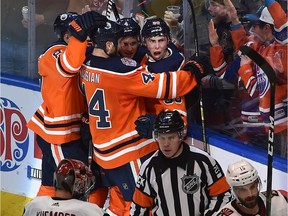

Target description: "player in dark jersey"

left=118, top=17, right=147, bottom=63
left=140, top=17, right=188, bottom=129
left=130, top=110, right=232, bottom=215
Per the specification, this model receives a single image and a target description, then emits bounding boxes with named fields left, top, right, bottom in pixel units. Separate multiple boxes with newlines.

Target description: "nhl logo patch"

left=181, top=174, right=199, bottom=194
left=121, top=57, right=137, bottom=67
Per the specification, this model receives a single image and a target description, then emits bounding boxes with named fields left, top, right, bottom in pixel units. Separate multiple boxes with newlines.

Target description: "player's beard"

left=238, top=195, right=259, bottom=209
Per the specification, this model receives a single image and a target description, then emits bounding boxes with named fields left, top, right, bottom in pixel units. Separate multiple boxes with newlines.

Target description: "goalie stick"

left=238, top=45, right=276, bottom=216
left=186, top=0, right=209, bottom=154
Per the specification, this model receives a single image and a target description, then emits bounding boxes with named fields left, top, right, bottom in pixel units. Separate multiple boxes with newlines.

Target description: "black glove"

left=183, top=55, right=212, bottom=84
left=69, top=11, right=107, bottom=42
left=135, top=114, right=157, bottom=139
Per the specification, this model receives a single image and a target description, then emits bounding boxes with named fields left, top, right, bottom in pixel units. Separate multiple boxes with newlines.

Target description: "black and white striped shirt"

left=130, top=143, right=232, bottom=216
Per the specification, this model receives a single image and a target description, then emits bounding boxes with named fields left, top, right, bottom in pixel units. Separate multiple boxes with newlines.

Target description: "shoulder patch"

left=141, top=72, right=155, bottom=84
left=120, top=57, right=137, bottom=67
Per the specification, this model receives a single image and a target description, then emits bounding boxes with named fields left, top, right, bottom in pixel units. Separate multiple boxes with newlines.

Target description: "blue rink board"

left=1, top=72, right=287, bottom=173
left=188, top=124, right=287, bottom=173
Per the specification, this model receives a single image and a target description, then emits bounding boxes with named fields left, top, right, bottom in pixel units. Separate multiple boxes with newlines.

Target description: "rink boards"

left=1, top=74, right=287, bottom=215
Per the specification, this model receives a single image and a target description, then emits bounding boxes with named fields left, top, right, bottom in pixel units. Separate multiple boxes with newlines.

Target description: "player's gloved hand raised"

left=69, top=11, right=107, bottom=42
left=182, top=55, right=212, bottom=84
left=135, top=114, right=157, bottom=139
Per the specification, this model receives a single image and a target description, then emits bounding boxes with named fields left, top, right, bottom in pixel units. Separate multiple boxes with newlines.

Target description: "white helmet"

left=226, top=159, right=259, bottom=187
left=259, top=7, right=274, bottom=25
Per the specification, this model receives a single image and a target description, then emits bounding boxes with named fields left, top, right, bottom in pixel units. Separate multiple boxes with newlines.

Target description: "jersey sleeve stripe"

left=93, top=130, right=139, bottom=148
left=133, top=188, right=154, bottom=208
left=93, top=139, right=155, bottom=162
left=156, top=73, right=165, bottom=98
left=172, top=72, right=177, bottom=98
left=56, top=57, right=75, bottom=78
left=164, top=71, right=171, bottom=99
left=208, top=177, right=230, bottom=197
left=94, top=136, right=142, bottom=154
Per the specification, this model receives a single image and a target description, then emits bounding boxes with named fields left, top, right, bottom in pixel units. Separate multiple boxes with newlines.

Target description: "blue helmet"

left=141, top=17, right=170, bottom=39
left=119, top=18, right=141, bottom=37
left=90, top=20, right=124, bottom=49
left=54, top=12, right=78, bottom=39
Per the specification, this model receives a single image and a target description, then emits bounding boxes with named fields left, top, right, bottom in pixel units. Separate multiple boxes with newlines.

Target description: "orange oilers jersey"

left=80, top=55, right=197, bottom=169
left=27, top=38, right=88, bottom=144
left=142, top=43, right=187, bottom=128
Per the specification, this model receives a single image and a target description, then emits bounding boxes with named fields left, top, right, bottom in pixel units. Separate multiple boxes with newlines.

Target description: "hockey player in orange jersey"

left=26, top=11, right=108, bottom=204
left=76, top=19, right=209, bottom=215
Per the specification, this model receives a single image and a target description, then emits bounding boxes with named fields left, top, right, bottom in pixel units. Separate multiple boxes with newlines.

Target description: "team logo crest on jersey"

left=120, top=57, right=137, bottom=67
left=52, top=50, right=62, bottom=59
left=218, top=208, right=234, bottom=215
left=141, top=72, right=155, bottom=85
left=181, top=174, right=199, bottom=194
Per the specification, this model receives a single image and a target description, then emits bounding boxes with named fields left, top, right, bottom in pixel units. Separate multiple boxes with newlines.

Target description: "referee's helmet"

left=54, top=159, right=94, bottom=199
left=153, top=110, right=184, bottom=139
left=226, top=159, right=259, bottom=187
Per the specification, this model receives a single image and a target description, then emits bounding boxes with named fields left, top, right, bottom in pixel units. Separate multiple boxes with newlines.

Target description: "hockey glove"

left=183, top=55, right=212, bottom=84
left=69, top=11, right=107, bottom=42
left=135, top=114, right=157, bottom=139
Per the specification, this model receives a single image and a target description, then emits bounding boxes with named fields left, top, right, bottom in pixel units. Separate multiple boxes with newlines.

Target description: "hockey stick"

left=186, top=0, right=209, bottom=154
left=238, top=45, right=276, bottom=216
left=106, top=0, right=120, bottom=23
left=83, top=141, right=95, bottom=201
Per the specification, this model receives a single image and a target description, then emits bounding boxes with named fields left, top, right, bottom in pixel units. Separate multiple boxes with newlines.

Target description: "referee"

left=130, top=110, right=232, bottom=216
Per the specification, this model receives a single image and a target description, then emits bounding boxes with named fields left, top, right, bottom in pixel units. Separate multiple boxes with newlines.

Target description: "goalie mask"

left=54, top=159, right=94, bottom=199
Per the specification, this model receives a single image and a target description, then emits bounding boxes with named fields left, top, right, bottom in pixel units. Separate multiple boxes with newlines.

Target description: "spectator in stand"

left=130, top=110, right=232, bottom=215
left=23, top=159, right=104, bottom=216
left=164, top=0, right=211, bottom=55
left=207, top=4, right=266, bottom=144
left=1, top=0, right=69, bottom=77
left=227, top=0, right=287, bottom=157
left=67, top=0, right=108, bottom=14
left=216, top=159, right=288, bottom=215
left=26, top=11, right=108, bottom=206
